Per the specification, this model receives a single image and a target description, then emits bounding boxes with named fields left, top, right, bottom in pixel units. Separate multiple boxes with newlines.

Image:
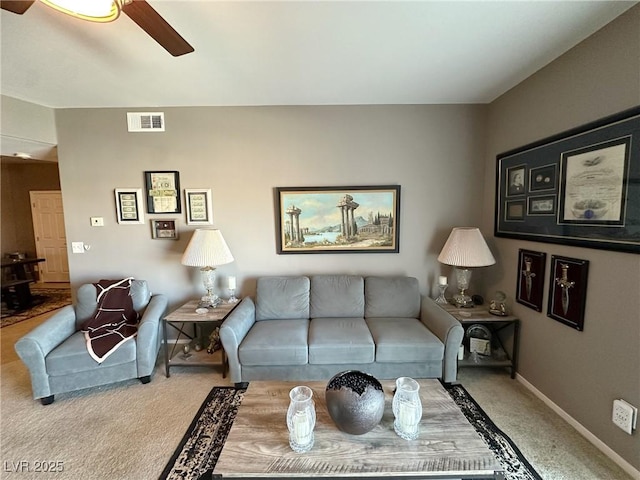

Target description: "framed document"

left=115, top=188, right=144, bottom=224
left=145, top=171, right=181, bottom=214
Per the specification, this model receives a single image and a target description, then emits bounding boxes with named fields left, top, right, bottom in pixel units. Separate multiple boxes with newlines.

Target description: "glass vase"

left=287, top=385, right=316, bottom=453
left=392, top=377, right=422, bottom=440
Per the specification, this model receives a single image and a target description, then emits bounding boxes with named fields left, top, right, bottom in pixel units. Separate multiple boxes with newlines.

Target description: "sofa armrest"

left=135, top=294, right=168, bottom=378
left=220, top=297, right=256, bottom=384
left=14, top=305, right=77, bottom=399
left=420, top=297, right=464, bottom=383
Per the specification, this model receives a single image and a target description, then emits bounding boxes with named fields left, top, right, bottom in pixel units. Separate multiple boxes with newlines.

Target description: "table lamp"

left=437, top=227, right=495, bottom=307
left=181, top=229, right=234, bottom=307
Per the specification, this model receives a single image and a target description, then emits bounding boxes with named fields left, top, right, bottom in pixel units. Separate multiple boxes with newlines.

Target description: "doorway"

left=29, top=191, right=70, bottom=283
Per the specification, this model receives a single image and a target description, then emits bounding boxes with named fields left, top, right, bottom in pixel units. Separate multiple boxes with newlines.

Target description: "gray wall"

left=55, top=105, right=488, bottom=302
left=482, top=5, right=640, bottom=471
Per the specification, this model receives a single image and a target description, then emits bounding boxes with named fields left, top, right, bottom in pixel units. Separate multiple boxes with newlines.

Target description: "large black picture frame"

left=495, top=106, right=640, bottom=254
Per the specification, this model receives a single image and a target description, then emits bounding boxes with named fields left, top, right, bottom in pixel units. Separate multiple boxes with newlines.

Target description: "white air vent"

left=127, top=112, right=165, bottom=132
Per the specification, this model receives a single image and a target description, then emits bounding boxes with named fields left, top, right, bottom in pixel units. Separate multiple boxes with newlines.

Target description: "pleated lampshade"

left=181, top=229, right=234, bottom=267
left=437, top=227, right=495, bottom=267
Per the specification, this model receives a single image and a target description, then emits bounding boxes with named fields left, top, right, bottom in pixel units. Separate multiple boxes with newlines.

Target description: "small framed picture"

left=151, top=219, right=178, bottom=240
left=547, top=255, right=589, bottom=331
left=505, top=200, right=525, bottom=221
left=529, top=164, right=557, bottom=192
left=528, top=195, right=556, bottom=216
left=115, top=188, right=144, bottom=224
left=516, top=249, right=546, bottom=312
left=145, top=170, right=181, bottom=214
left=506, top=165, right=526, bottom=196
left=185, top=189, right=213, bottom=225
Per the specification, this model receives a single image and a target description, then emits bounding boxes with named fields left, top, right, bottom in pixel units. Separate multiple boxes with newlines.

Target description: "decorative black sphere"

left=325, top=370, right=385, bottom=435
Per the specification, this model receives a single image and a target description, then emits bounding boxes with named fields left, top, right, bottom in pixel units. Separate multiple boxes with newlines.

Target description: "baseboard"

left=516, top=373, right=640, bottom=480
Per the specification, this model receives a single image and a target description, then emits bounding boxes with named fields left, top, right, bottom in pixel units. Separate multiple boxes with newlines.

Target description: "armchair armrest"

left=136, top=294, right=168, bottom=377
left=420, top=297, right=463, bottom=383
left=220, top=297, right=256, bottom=384
left=14, top=305, right=77, bottom=399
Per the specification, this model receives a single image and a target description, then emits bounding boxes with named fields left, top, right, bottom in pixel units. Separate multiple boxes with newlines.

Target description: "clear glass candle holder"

left=287, top=385, right=316, bottom=453
left=392, top=377, right=422, bottom=440
left=228, top=288, right=238, bottom=303
left=435, top=284, right=448, bottom=304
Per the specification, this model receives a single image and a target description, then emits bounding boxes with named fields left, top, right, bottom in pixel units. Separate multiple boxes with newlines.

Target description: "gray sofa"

left=220, top=275, right=463, bottom=386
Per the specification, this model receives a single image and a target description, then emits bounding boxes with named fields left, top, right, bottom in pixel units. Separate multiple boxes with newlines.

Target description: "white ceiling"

left=0, top=0, right=637, bottom=109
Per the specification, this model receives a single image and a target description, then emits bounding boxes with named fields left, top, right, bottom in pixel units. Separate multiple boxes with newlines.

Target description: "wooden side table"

left=438, top=302, right=520, bottom=379
left=163, top=299, right=240, bottom=378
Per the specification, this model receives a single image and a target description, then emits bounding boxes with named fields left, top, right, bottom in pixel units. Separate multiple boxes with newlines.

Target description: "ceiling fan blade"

left=1, top=0, right=35, bottom=14
left=123, top=0, right=194, bottom=57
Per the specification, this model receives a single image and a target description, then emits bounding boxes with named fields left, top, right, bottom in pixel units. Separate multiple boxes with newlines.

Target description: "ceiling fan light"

left=40, top=0, right=123, bottom=22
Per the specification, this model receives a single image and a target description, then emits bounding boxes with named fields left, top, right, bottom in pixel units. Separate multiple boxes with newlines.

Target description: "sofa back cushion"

left=365, top=276, right=420, bottom=318
left=75, top=279, right=151, bottom=329
left=310, top=275, right=364, bottom=318
left=256, top=276, right=310, bottom=321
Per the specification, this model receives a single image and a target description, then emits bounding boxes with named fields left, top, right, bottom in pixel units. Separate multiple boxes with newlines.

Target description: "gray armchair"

left=15, top=280, right=167, bottom=405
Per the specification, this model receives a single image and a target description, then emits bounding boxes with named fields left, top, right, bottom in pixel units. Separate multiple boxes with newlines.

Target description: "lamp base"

left=453, top=293, right=474, bottom=308
left=454, top=267, right=474, bottom=308
left=200, top=267, right=221, bottom=308
left=200, top=294, right=221, bottom=308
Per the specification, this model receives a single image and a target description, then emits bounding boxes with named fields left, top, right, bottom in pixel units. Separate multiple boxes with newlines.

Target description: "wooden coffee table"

left=213, top=379, right=502, bottom=479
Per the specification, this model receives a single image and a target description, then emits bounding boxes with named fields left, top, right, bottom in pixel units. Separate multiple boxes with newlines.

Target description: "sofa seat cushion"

left=46, top=331, right=136, bottom=376
left=239, top=319, right=309, bottom=366
left=308, top=317, right=374, bottom=364
left=366, top=318, right=444, bottom=363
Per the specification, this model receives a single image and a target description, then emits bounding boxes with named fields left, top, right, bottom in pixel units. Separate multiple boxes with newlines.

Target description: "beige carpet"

left=0, top=357, right=231, bottom=480
left=457, top=368, right=634, bottom=480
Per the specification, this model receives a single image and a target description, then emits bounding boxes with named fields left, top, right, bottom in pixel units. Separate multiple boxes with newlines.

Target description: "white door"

left=30, top=191, right=70, bottom=283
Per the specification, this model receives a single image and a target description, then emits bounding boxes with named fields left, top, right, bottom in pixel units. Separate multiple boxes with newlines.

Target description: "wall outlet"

left=612, top=399, right=637, bottom=434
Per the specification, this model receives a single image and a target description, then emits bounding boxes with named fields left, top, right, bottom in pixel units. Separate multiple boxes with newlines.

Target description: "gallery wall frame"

left=145, top=170, right=181, bottom=214
left=495, top=106, right=640, bottom=254
left=185, top=189, right=213, bottom=225
left=547, top=255, right=589, bottom=331
left=115, top=188, right=144, bottom=224
left=151, top=219, right=179, bottom=240
left=516, top=249, right=546, bottom=312
left=275, top=185, right=400, bottom=254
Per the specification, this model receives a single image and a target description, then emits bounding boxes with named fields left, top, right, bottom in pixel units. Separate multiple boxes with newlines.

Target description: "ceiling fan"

left=0, top=0, right=194, bottom=56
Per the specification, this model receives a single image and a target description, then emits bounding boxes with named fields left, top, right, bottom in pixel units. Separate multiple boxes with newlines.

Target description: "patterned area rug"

left=160, top=383, right=541, bottom=480
left=444, top=383, right=542, bottom=480
left=159, top=387, right=245, bottom=480
left=1, top=288, right=72, bottom=327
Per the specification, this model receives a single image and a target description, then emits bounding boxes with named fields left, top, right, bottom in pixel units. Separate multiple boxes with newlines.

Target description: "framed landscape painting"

left=275, top=186, right=400, bottom=254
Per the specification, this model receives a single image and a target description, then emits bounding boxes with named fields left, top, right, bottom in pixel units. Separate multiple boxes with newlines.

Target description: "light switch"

left=71, top=242, right=85, bottom=254
left=91, top=217, right=104, bottom=227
